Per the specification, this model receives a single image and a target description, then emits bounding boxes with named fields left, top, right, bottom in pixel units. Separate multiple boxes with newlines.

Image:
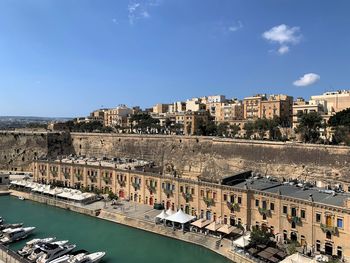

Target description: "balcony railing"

left=63, top=172, right=70, bottom=179
left=258, top=207, right=271, bottom=217
left=103, top=177, right=112, bottom=185
left=182, top=192, right=192, bottom=203
left=163, top=188, right=173, bottom=195
left=320, top=224, right=338, bottom=235
left=132, top=182, right=140, bottom=190
left=287, top=215, right=301, bottom=224
left=147, top=184, right=157, bottom=193
left=89, top=175, right=97, bottom=183
left=51, top=170, right=58, bottom=177
left=75, top=174, right=83, bottom=181
left=227, top=202, right=240, bottom=212
left=118, top=180, right=126, bottom=187
left=203, top=197, right=215, bottom=207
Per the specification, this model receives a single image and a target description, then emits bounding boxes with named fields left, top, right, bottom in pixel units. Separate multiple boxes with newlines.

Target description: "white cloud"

left=128, top=0, right=160, bottom=25
left=228, top=21, right=243, bottom=32
left=278, top=45, right=289, bottom=55
left=112, top=18, right=118, bottom=24
left=293, top=73, right=320, bottom=87
left=262, top=24, right=302, bottom=55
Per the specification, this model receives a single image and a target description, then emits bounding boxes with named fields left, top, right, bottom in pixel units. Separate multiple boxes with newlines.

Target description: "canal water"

left=0, top=196, right=231, bottom=263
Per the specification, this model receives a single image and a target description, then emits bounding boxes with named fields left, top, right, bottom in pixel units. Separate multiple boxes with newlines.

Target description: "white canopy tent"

left=280, top=253, right=317, bottom=263
left=232, top=232, right=251, bottom=248
left=166, top=208, right=175, bottom=216
left=155, top=210, right=169, bottom=221
left=166, top=209, right=195, bottom=224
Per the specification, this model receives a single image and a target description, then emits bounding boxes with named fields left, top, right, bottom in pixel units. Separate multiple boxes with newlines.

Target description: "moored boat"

left=27, top=240, right=69, bottom=262
left=36, top=243, right=76, bottom=263
left=18, top=237, right=56, bottom=257
left=0, top=227, right=35, bottom=244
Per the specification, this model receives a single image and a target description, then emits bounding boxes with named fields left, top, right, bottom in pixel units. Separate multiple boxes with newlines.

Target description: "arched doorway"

left=119, top=190, right=124, bottom=198
left=185, top=205, right=189, bottom=214
left=134, top=194, right=137, bottom=202
left=325, top=243, right=333, bottom=256
left=290, top=232, right=297, bottom=242
left=166, top=201, right=170, bottom=209
left=149, top=197, right=154, bottom=206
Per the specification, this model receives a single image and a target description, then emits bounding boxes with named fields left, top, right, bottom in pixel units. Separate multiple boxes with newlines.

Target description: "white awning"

left=166, top=208, right=175, bottom=216
left=166, top=209, right=195, bottom=224
left=232, top=232, right=251, bottom=248
left=280, top=253, right=317, bottom=263
left=155, top=210, right=169, bottom=220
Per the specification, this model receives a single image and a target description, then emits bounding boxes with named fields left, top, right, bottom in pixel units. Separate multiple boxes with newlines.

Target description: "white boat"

left=50, top=251, right=106, bottom=263
left=0, top=227, right=35, bottom=244
left=35, top=243, right=76, bottom=263
left=0, top=223, right=23, bottom=231
left=18, top=237, right=56, bottom=257
left=18, top=196, right=25, bottom=200
left=0, top=217, right=3, bottom=224
left=28, top=240, right=69, bottom=262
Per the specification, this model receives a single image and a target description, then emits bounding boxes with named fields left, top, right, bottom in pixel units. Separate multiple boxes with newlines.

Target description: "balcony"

left=163, top=188, right=173, bottom=196
left=118, top=180, right=126, bottom=187
left=147, top=184, right=157, bottom=193
left=227, top=202, right=240, bottom=212
left=63, top=172, right=70, bottom=179
left=132, top=182, right=140, bottom=190
left=258, top=207, right=271, bottom=217
left=103, top=177, right=112, bottom=185
left=287, top=215, right=301, bottom=224
left=182, top=192, right=192, bottom=203
left=89, top=175, right=97, bottom=183
left=51, top=170, right=58, bottom=177
left=320, top=224, right=338, bottom=235
left=203, top=197, right=215, bottom=207
left=75, top=174, right=83, bottom=181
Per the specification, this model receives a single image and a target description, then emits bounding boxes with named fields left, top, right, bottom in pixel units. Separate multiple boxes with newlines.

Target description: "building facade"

left=33, top=158, right=350, bottom=261
left=311, top=90, right=350, bottom=114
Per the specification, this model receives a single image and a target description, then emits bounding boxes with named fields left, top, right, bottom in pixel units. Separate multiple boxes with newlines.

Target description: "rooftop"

left=233, top=177, right=350, bottom=208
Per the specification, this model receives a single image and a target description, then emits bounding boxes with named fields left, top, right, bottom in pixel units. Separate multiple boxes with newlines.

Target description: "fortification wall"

left=0, top=131, right=349, bottom=181
left=70, top=133, right=350, bottom=181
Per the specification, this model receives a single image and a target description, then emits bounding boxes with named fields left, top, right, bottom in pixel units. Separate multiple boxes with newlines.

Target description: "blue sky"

left=0, top=0, right=349, bottom=117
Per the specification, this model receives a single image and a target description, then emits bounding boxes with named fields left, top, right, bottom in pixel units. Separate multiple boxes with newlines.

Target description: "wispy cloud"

left=228, top=21, right=243, bottom=32
left=262, top=24, right=302, bottom=55
left=128, top=0, right=162, bottom=25
left=293, top=73, right=320, bottom=87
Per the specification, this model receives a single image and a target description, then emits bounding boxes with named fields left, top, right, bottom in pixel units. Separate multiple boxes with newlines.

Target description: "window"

left=200, top=190, right=204, bottom=197
left=270, top=203, right=275, bottom=211
left=316, top=213, right=321, bottom=223
left=337, top=246, right=342, bottom=258
left=180, top=186, right=183, bottom=193
left=262, top=200, right=267, bottom=209
left=316, top=240, right=321, bottom=252
left=213, top=192, right=217, bottom=200
left=283, top=205, right=287, bottom=214
left=291, top=207, right=297, bottom=217
left=238, top=196, right=242, bottom=204
left=230, top=195, right=234, bottom=203
left=255, top=199, right=259, bottom=207
left=301, top=210, right=306, bottom=219
left=337, top=218, right=343, bottom=229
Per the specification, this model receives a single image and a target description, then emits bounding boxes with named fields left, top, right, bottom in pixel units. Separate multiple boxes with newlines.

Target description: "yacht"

left=0, top=227, right=35, bottom=244
left=35, top=243, right=76, bottom=263
left=0, top=217, right=3, bottom=224
left=18, top=196, right=25, bottom=201
left=28, top=240, right=69, bottom=262
left=0, top=223, right=23, bottom=231
left=50, top=251, right=106, bottom=263
left=18, top=237, right=56, bottom=257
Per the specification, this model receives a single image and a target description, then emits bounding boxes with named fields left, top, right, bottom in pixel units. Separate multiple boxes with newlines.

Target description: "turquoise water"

left=0, top=196, right=231, bottom=263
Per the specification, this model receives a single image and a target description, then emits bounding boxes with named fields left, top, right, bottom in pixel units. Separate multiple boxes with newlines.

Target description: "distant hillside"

left=0, top=116, right=72, bottom=130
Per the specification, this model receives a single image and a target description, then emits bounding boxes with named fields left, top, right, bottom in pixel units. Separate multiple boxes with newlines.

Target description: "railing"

left=88, top=175, right=97, bottom=183
left=75, top=174, right=83, bottom=181
left=103, top=177, right=112, bottom=184
left=51, top=170, right=58, bottom=177
left=118, top=180, right=126, bottom=187
left=320, top=223, right=338, bottom=235
left=132, top=182, right=140, bottom=190
left=63, top=172, right=70, bottom=179
left=147, top=184, right=157, bottom=193
left=163, top=188, right=173, bottom=195
left=203, top=197, right=215, bottom=207
left=287, top=215, right=301, bottom=224
left=258, top=207, right=271, bottom=217
left=182, top=192, right=192, bottom=203
left=227, top=202, right=240, bottom=211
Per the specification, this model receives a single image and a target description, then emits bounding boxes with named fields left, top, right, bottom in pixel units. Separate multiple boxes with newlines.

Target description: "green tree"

left=229, top=124, right=241, bottom=138
left=217, top=122, right=230, bottom=137
left=295, top=112, right=323, bottom=143
left=328, top=108, right=350, bottom=145
left=243, top=122, right=255, bottom=139
left=130, top=113, right=160, bottom=133
left=250, top=226, right=273, bottom=247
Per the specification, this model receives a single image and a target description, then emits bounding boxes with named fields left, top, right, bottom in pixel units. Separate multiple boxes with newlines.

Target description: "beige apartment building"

left=243, top=94, right=266, bottom=120
left=217, top=100, right=244, bottom=123
left=292, top=98, right=327, bottom=128
left=33, top=158, right=350, bottom=261
left=152, top=104, right=170, bottom=114
left=175, top=111, right=210, bottom=135
left=311, top=90, right=350, bottom=114
left=104, top=105, right=133, bottom=127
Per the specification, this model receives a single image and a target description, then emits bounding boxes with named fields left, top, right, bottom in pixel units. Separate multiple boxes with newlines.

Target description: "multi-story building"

left=243, top=94, right=266, bottom=120
left=261, top=94, right=293, bottom=126
left=292, top=98, right=327, bottom=128
left=90, top=109, right=109, bottom=122
left=185, top=98, right=206, bottom=112
left=175, top=110, right=210, bottom=135
left=217, top=100, right=244, bottom=123
left=33, top=158, right=350, bottom=261
left=104, top=105, right=133, bottom=127
left=311, top=90, right=350, bottom=115
left=152, top=104, right=170, bottom=114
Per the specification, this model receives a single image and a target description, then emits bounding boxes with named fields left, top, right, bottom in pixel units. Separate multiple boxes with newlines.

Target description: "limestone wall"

left=1, top=131, right=350, bottom=181
left=71, top=133, right=350, bottom=181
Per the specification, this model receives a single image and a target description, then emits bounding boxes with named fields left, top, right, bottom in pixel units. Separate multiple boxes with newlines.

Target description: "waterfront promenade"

left=9, top=190, right=255, bottom=263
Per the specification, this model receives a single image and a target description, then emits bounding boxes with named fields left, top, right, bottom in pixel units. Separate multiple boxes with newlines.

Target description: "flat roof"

left=234, top=177, right=350, bottom=208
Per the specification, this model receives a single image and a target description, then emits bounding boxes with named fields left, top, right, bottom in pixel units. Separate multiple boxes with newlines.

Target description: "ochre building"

left=33, top=158, right=350, bottom=261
